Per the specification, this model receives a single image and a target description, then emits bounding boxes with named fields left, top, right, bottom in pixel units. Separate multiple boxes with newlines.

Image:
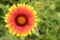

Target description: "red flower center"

left=15, top=14, right=28, bottom=26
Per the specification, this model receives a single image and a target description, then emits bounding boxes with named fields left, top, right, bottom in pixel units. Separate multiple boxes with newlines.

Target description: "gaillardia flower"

left=4, top=3, right=38, bottom=37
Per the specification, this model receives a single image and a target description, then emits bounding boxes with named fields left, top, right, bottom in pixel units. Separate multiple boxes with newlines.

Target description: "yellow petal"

left=21, top=34, right=24, bottom=37
left=5, top=13, right=10, bottom=17
left=17, top=3, right=22, bottom=7
left=12, top=31, right=16, bottom=35
left=9, top=29, right=13, bottom=33
left=28, top=31, right=32, bottom=35
left=35, top=19, right=38, bottom=21
left=28, top=5, right=34, bottom=10
left=34, top=22, right=38, bottom=28
left=26, top=5, right=28, bottom=7
left=33, top=10, right=37, bottom=15
left=22, top=3, right=25, bottom=7
left=32, top=28, right=35, bottom=32
left=17, top=33, right=20, bottom=37
left=8, top=5, right=16, bottom=11
left=25, top=33, right=28, bottom=36
left=8, top=7, right=13, bottom=11
left=4, top=19, right=8, bottom=23
left=5, top=24, right=8, bottom=28
left=23, top=34, right=26, bottom=37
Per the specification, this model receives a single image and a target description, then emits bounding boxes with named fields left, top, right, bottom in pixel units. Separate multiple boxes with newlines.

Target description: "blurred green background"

left=0, top=0, right=60, bottom=40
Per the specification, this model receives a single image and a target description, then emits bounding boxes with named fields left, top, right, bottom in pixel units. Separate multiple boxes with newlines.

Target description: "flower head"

left=4, top=3, right=38, bottom=37
left=38, top=2, right=43, bottom=8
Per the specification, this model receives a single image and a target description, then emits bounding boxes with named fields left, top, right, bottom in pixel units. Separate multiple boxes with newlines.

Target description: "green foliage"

left=0, top=0, right=60, bottom=40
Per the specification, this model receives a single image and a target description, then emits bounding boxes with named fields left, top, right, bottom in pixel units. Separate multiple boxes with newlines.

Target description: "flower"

left=38, top=2, right=43, bottom=8
left=4, top=3, right=38, bottom=37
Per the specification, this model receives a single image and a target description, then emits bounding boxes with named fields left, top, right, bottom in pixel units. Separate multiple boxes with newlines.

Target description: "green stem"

left=33, top=28, right=41, bottom=38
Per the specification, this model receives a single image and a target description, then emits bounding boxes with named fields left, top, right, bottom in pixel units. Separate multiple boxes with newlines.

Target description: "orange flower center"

left=15, top=14, right=28, bottom=26
left=17, top=16, right=26, bottom=25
